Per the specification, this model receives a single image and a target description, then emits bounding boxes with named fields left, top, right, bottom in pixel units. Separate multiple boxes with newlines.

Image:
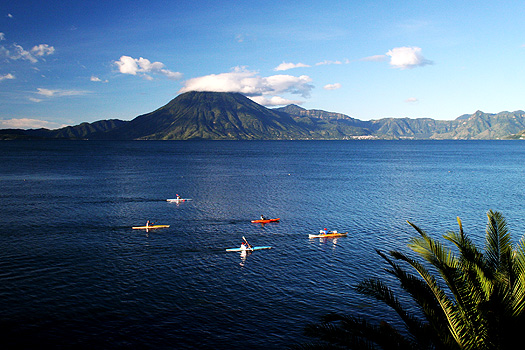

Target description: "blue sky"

left=1, top=0, right=525, bottom=129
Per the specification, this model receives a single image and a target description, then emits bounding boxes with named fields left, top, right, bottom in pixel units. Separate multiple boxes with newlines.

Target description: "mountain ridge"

left=2, top=91, right=525, bottom=140
left=95, top=91, right=311, bottom=140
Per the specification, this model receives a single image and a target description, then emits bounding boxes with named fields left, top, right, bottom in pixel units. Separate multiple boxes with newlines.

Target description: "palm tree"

left=300, top=210, right=525, bottom=349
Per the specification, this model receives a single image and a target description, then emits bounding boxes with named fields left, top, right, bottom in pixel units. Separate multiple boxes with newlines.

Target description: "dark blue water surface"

left=1, top=140, right=525, bottom=349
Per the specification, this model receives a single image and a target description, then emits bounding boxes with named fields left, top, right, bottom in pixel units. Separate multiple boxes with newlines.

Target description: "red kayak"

left=251, top=218, right=280, bottom=224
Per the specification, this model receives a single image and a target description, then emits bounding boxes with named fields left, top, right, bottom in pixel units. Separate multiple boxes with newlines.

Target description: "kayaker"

left=320, top=228, right=328, bottom=235
left=241, top=239, right=252, bottom=250
left=260, top=214, right=267, bottom=220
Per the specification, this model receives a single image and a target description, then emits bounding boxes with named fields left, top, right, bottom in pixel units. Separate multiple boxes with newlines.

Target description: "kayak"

left=251, top=218, right=280, bottom=223
left=167, top=198, right=192, bottom=203
left=226, top=246, right=272, bottom=252
left=309, top=232, right=348, bottom=239
left=132, top=225, right=170, bottom=230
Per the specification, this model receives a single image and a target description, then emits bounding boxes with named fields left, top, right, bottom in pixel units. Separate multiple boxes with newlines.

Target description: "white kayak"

left=167, top=198, right=192, bottom=203
left=226, top=246, right=272, bottom=252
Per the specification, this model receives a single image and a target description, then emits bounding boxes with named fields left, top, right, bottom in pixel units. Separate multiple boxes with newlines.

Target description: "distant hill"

left=33, top=119, right=126, bottom=139
left=506, top=131, right=525, bottom=140
left=275, top=104, right=372, bottom=138
left=0, top=129, right=45, bottom=140
left=364, top=110, right=525, bottom=139
left=2, top=91, right=525, bottom=140
left=279, top=104, right=525, bottom=140
left=95, top=91, right=312, bottom=140
left=440, top=110, right=525, bottom=139
left=0, top=119, right=126, bottom=140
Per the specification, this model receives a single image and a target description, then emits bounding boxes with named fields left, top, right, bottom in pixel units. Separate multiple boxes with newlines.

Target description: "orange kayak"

left=251, top=218, right=280, bottom=224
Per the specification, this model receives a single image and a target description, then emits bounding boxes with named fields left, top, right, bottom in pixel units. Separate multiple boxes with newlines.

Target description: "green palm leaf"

left=302, top=211, right=525, bottom=350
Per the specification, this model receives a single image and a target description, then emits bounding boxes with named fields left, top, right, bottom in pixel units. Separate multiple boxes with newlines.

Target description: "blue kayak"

left=226, top=246, right=272, bottom=252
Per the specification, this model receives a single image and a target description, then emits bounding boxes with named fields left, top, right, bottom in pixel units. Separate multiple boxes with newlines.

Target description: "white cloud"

left=115, top=56, right=143, bottom=75
left=11, top=44, right=38, bottom=63
left=37, top=88, right=60, bottom=97
left=235, top=34, right=245, bottom=43
left=114, top=55, right=182, bottom=80
left=178, top=67, right=314, bottom=106
left=0, top=118, right=66, bottom=129
left=324, top=83, right=341, bottom=90
left=179, top=68, right=261, bottom=95
left=0, top=33, right=5, bottom=41
left=36, top=88, right=90, bottom=97
left=405, top=97, right=419, bottom=103
left=249, top=95, right=302, bottom=106
left=160, top=69, right=183, bottom=80
left=7, top=14, right=13, bottom=19
left=361, top=55, right=388, bottom=62
left=234, top=33, right=254, bottom=43
left=1, top=43, right=55, bottom=63
left=90, top=75, right=108, bottom=83
left=316, top=60, right=343, bottom=66
left=386, top=46, right=432, bottom=69
left=31, top=44, right=55, bottom=57
left=264, top=74, right=313, bottom=97
left=274, top=62, right=310, bottom=71
left=0, top=73, right=15, bottom=81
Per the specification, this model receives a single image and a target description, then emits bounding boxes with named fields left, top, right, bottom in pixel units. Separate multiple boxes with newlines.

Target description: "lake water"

left=1, top=140, right=525, bottom=349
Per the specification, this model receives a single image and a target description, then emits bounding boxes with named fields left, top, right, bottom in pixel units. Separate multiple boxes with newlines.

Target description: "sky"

left=1, top=0, right=525, bottom=129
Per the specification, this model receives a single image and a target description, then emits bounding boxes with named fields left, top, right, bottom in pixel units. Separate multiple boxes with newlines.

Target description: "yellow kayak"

left=309, top=231, right=348, bottom=239
left=132, top=225, right=170, bottom=230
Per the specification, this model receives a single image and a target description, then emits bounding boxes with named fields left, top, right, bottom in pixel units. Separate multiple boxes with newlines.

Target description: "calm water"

left=1, top=140, right=525, bottom=349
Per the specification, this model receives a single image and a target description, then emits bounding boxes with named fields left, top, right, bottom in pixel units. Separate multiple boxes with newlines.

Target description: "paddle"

left=242, top=236, right=253, bottom=249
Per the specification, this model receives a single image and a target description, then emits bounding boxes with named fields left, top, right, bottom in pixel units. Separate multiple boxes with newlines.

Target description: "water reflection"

left=239, top=250, right=251, bottom=267
left=314, top=237, right=342, bottom=249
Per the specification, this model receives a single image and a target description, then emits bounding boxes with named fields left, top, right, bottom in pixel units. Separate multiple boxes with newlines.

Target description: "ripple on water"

left=2, top=140, right=525, bottom=349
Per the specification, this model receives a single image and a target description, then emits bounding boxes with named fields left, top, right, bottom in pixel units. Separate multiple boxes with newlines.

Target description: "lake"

left=1, top=140, right=524, bottom=349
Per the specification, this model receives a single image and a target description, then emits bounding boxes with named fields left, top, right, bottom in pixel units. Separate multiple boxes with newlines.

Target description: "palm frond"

left=357, top=277, right=428, bottom=342
left=510, top=236, right=525, bottom=316
left=407, top=219, right=496, bottom=349
left=485, top=210, right=513, bottom=277
left=406, top=221, right=469, bottom=306
left=301, top=211, right=525, bottom=350
left=389, top=249, right=470, bottom=346
left=382, top=250, right=456, bottom=348
left=308, top=313, right=418, bottom=350
left=444, top=228, right=491, bottom=304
